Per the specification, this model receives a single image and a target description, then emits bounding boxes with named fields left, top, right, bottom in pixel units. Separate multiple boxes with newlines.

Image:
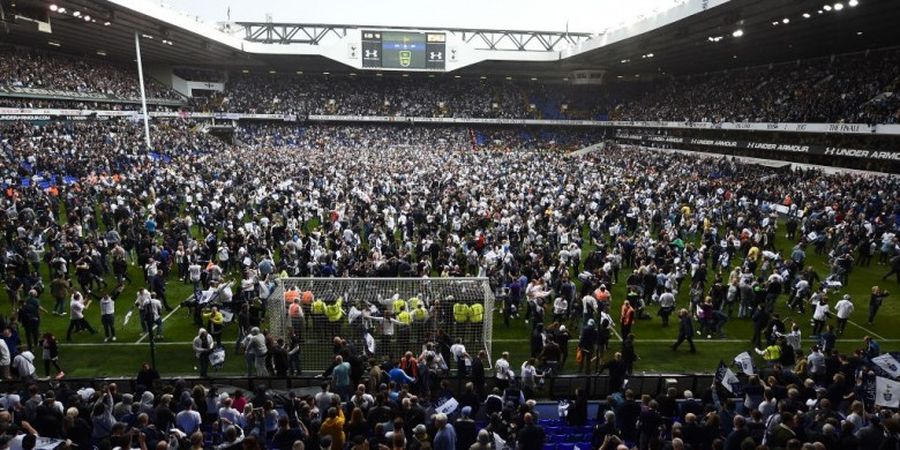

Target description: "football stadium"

left=0, top=0, right=899, bottom=448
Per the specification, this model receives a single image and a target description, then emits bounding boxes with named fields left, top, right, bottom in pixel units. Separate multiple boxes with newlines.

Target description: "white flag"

left=734, top=352, right=754, bottom=375
left=721, top=367, right=740, bottom=394
left=876, top=376, right=899, bottom=408
left=873, top=354, right=900, bottom=379
left=123, top=310, right=133, bottom=326
left=365, top=333, right=376, bottom=354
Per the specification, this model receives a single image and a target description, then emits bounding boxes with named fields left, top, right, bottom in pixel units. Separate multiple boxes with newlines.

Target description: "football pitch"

left=2, top=221, right=897, bottom=379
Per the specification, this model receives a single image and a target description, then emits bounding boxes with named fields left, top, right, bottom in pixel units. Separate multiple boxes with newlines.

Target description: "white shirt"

left=553, top=297, right=568, bottom=315
left=813, top=302, right=830, bottom=321
left=659, top=292, right=676, bottom=308
left=495, top=358, right=513, bottom=380
left=145, top=261, right=158, bottom=278
left=0, top=339, right=9, bottom=366
left=70, top=299, right=86, bottom=319
left=100, top=296, right=115, bottom=315
left=582, top=295, right=598, bottom=315
left=835, top=300, right=854, bottom=319
left=450, top=343, right=467, bottom=359
left=189, top=264, right=202, bottom=282
left=218, top=406, right=241, bottom=425
left=520, top=363, right=539, bottom=388
left=12, top=351, right=35, bottom=377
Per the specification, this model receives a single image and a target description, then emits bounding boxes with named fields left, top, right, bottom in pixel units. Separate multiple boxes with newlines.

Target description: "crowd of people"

left=0, top=68, right=897, bottom=450
left=4, top=45, right=899, bottom=124
left=609, top=48, right=900, bottom=124
left=0, top=46, right=182, bottom=101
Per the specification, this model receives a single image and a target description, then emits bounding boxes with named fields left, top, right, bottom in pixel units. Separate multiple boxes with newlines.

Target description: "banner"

left=615, top=134, right=900, bottom=162
left=434, top=397, right=459, bottom=415
left=0, top=86, right=182, bottom=105
left=876, top=376, right=900, bottom=408
left=715, top=360, right=743, bottom=395
left=872, top=353, right=900, bottom=380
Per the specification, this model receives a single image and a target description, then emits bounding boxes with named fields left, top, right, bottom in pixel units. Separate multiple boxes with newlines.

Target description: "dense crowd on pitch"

left=0, top=46, right=181, bottom=101
left=0, top=119, right=898, bottom=450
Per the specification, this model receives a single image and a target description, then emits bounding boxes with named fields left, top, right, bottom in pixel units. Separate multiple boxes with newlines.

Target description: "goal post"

left=267, top=277, right=494, bottom=371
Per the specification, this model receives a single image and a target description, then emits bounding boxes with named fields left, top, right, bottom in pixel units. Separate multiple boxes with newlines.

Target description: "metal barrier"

left=5, top=373, right=716, bottom=400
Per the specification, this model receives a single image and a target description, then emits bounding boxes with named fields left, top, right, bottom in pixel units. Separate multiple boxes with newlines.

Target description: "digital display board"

left=362, top=30, right=446, bottom=70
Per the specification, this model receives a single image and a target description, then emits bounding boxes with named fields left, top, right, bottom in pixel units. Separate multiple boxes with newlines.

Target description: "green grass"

left=1, top=221, right=898, bottom=378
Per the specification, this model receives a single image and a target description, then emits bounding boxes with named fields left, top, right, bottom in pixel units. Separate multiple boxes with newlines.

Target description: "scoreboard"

left=362, top=30, right=446, bottom=70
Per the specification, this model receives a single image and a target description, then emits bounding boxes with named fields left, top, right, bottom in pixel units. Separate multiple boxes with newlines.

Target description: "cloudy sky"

left=161, top=0, right=683, bottom=33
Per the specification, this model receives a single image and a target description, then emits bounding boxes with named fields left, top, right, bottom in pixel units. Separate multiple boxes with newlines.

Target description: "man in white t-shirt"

left=449, top=338, right=470, bottom=377
left=494, top=352, right=513, bottom=391
left=66, top=292, right=97, bottom=342
left=811, top=297, right=830, bottom=336
left=834, top=294, right=855, bottom=335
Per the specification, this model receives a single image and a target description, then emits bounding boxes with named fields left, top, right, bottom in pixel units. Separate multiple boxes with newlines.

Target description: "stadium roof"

left=3, top=0, right=899, bottom=79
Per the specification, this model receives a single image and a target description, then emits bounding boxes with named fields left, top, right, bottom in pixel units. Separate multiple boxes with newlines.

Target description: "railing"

left=4, top=373, right=716, bottom=400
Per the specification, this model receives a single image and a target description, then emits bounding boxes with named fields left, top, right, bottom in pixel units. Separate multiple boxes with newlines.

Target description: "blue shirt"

left=332, top=362, right=351, bottom=388
left=433, top=424, right=457, bottom=450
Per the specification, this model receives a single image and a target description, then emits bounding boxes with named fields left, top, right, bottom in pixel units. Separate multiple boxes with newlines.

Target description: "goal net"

left=267, top=277, right=494, bottom=371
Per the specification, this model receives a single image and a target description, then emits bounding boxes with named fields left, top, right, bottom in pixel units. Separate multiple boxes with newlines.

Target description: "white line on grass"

left=64, top=341, right=193, bottom=346
left=844, top=318, right=886, bottom=341
left=135, top=305, right=182, bottom=344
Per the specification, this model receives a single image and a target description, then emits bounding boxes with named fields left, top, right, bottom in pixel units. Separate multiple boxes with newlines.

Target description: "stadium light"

left=57, top=7, right=65, bottom=13
left=505, top=76, right=513, bottom=80
left=349, top=73, right=357, bottom=76
left=617, top=75, right=623, bottom=79
left=49, top=4, right=58, bottom=12
left=732, top=29, right=744, bottom=37
left=84, top=15, right=91, bottom=21
left=803, top=12, right=811, bottom=18
left=772, top=21, right=778, bottom=26
left=818, top=9, right=823, bottom=13
left=375, top=73, right=383, bottom=77
left=848, top=0, right=858, bottom=6
left=782, top=18, right=790, bottom=24
left=530, top=77, right=538, bottom=81
left=48, top=40, right=61, bottom=47
left=72, top=10, right=81, bottom=17
left=453, top=75, right=461, bottom=79
left=857, top=31, right=863, bottom=35
left=104, top=21, right=111, bottom=26
left=295, top=70, right=303, bottom=74
left=141, top=33, right=153, bottom=39
left=480, top=75, right=487, bottom=79
left=268, top=70, right=276, bottom=74
left=823, top=5, right=832, bottom=11
left=96, top=50, right=106, bottom=56
left=833, top=2, right=844, bottom=10
left=241, top=69, right=249, bottom=73
left=401, top=73, right=408, bottom=77
left=323, top=71, right=330, bottom=75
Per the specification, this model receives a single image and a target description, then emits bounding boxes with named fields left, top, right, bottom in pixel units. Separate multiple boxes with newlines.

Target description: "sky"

left=160, top=0, right=683, bottom=34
